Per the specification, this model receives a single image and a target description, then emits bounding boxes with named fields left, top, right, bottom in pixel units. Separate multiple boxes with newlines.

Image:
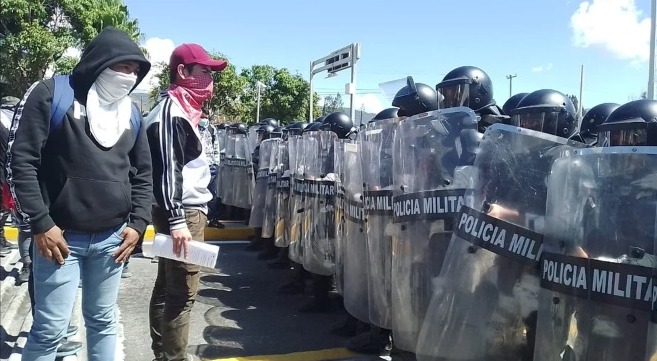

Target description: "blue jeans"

left=22, top=224, right=126, bottom=361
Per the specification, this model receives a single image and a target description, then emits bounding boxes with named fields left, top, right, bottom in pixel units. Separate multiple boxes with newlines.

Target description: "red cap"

left=169, top=43, right=228, bottom=72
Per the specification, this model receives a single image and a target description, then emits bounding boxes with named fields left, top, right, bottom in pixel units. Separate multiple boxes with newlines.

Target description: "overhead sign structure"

left=309, top=43, right=360, bottom=122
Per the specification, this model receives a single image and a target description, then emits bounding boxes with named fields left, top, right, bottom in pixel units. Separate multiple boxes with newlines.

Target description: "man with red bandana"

left=145, top=43, right=227, bottom=361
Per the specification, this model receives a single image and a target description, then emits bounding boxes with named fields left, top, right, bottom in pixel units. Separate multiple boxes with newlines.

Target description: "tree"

left=322, top=93, right=344, bottom=116
left=206, top=53, right=248, bottom=121
left=53, top=55, right=79, bottom=75
left=0, top=0, right=143, bottom=97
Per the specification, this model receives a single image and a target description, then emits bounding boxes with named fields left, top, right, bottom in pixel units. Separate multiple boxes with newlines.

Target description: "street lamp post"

left=309, top=43, right=360, bottom=121
left=255, top=81, right=266, bottom=122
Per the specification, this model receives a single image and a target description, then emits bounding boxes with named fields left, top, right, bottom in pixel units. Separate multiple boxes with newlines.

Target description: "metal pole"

left=506, top=74, right=517, bottom=98
left=649, top=0, right=656, bottom=99
left=309, top=61, right=314, bottom=121
left=349, top=43, right=357, bottom=122
left=256, top=82, right=261, bottom=122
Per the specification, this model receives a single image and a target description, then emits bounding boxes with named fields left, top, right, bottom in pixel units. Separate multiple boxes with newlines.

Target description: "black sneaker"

left=56, top=340, right=82, bottom=357
left=18, top=264, right=30, bottom=284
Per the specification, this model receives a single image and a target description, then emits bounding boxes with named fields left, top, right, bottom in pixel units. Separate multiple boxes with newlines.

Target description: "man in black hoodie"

left=7, top=27, right=152, bottom=361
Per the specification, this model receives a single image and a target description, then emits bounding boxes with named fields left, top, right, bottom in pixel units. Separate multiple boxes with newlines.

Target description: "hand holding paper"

left=152, top=233, right=220, bottom=268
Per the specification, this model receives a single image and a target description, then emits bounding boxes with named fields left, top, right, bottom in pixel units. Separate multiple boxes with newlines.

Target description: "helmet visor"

left=512, top=111, right=561, bottom=135
left=599, top=128, right=648, bottom=146
left=437, top=83, right=470, bottom=109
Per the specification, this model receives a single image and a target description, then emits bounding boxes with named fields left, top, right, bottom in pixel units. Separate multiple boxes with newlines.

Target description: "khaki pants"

left=149, top=206, right=207, bottom=361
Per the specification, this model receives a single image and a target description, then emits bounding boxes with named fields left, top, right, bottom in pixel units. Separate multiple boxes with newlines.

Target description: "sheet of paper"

left=152, top=233, right=220, bottom=268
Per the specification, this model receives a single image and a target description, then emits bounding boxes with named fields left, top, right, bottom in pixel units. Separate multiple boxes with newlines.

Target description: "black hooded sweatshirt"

left=7, top=27, right=153, bottom=235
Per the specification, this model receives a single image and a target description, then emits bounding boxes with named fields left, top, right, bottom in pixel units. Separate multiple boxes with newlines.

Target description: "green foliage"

left=0, top=0, right=143, bottom=97
left=322, top=92, right=344, bottom=116
left=149, top=60, right=320, bottom=124
left=53, top=55, right=79, bottom=75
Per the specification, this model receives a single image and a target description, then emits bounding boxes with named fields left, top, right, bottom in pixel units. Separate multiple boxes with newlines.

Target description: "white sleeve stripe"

left=6, top=81, right=40, bottom=225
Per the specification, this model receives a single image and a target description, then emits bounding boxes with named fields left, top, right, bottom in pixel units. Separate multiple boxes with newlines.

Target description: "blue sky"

left=124, top=0, right=653, bottom=114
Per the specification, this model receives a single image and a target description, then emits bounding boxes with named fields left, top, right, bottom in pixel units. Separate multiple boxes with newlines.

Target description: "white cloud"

left=571, top=0, right=651, bottom=63
left=135, top=37, right=176, bottom=92
left=531, top=63, right=554, bottom=72
left=354, top=93, right=385, bottom=114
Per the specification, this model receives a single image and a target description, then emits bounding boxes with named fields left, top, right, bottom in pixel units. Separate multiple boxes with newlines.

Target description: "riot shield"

left=339, top=139, right=369, bottom=321
left=302, top=130, right=339, bottom=276
left=216, top=128, right=227, bottom=200
left=229, top=133, right=254, bottom=209
left=360, top=117, right=399, bottom=329
left=262, top=139, right=282, bottom=238
left=288, top=135, right=305, bottom=263
left=222, top=133, right=237, bottom=206
left=334, top=139, right=346, bottom=295
left=248, top=124, right=259, bottom=152
left=390, top=107, right=478, bottom=352
left=274, top=140, right=291, bottom=247
left=533, top=147, right=657, bottom=361
left=414, top=123, right=585, bottom=361
left=249, top=139, right=276, bottom=227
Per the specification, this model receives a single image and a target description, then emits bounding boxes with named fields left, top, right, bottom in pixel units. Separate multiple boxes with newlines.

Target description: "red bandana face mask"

left=168, top=73, right=214, bottom=126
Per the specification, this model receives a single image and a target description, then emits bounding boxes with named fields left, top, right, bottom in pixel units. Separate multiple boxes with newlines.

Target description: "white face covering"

left=86, top=67, right=138, bottom=148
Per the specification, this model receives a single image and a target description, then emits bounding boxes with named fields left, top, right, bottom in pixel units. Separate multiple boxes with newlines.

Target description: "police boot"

left=257, top=238, right=279, bottom=260
left=267, top=247, right=290, bottom=269
left=299, top=274, right=331, bottom=313
left=245, top=228, right=264, bottom=251
left=328, top=314, right=360, bottom=337
left=346, top=326, right=392, bottom=356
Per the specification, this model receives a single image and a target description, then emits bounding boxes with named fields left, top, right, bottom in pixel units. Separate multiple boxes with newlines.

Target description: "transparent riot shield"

left=360, top=117, right=399, bottom=329
left=248, top=124, right=259, bottom=152
left=340, top=139, right=369, bottom=321
left=230, top=133, right=254, bottom=209
left=288, top=135, right=305, bottom=263
left=216, top=128, right=226, bottom=200
left=249, top=139, right=276, bottom=227
left=415, top=123, right=585, bottom=361
left=274, top=140, right=291, bottom=247
left=262, top=139, right=281, bottom=238
left=533, top=147, right=657, bottom=361
left=222, top=132, right=237, bottom=206
left=334, top=139, right=346, bottom=295
left=302, top=130, right=339, bottom=276
left=390, top=107, right=478, bottom=352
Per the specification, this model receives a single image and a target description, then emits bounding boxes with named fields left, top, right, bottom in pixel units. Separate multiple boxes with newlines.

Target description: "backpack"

left=50, top=75, right=141, bottom=141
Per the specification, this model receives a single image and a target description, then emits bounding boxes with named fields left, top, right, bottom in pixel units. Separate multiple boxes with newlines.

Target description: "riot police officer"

left=571, top=102, right=619, bottom=146
left=534, top=99, right=657, bottom=361
left=436, top=66, right=508, bottom=132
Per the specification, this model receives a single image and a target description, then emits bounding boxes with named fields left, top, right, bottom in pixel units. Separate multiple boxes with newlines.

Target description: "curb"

left=4, top=223, right=255, bottom=243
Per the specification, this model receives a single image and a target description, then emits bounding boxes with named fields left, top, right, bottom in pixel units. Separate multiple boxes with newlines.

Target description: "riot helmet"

left=369, top=107, right=399, bottom=123
left=257, top=124, right=275, bottom=142
left=304, top=121, right=323, bottom=133
left=287, top=121, right=309, bottom=136
left=314, top=115, right=326, bottom=123
left=259, top=118, right=279, bottom=127
left=271, top=126, right=284, bottom=139
left=392, top=76, right=439, bottom=117
left=509, top=89, right=578, bottom=138
left=216, top=123, right=227, bottom=130
left=573, top=102, right=619, bottom=146
left=230, top=122, right=248, bottom=135
left=502, top=93, right=529, bottom=116
left=436, top=66, right=495, bottom=112
left=321, top=111, right=356, bottom=139
left=597, top=99, right=657, bottom=146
